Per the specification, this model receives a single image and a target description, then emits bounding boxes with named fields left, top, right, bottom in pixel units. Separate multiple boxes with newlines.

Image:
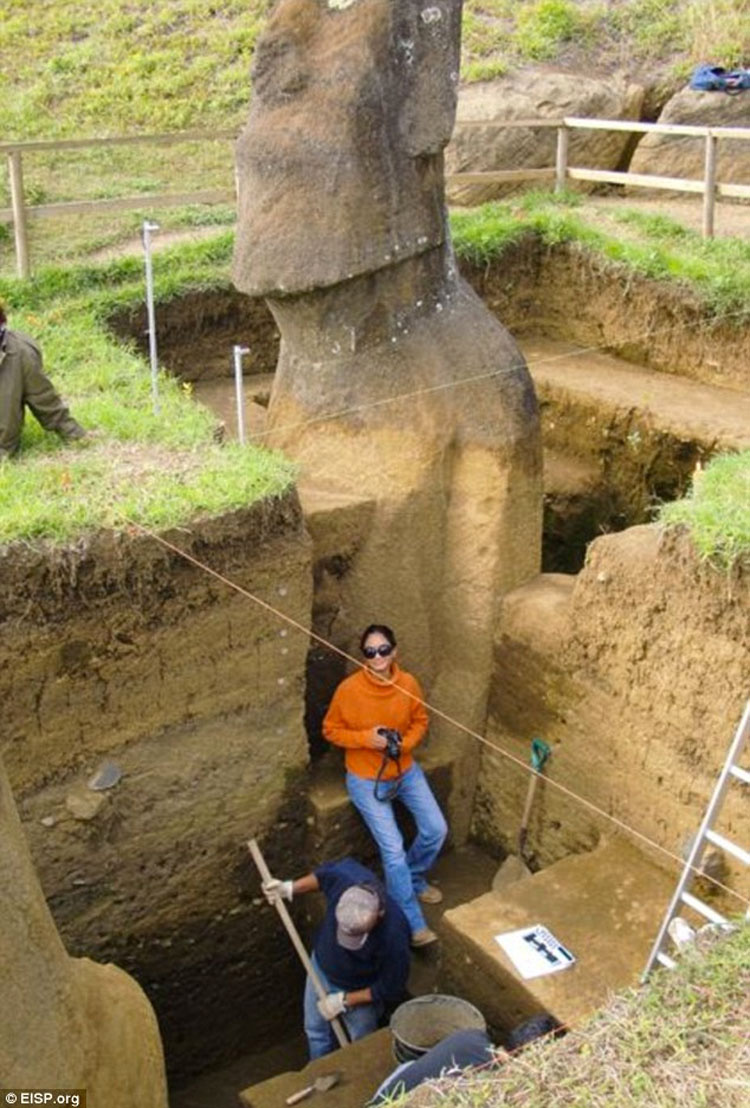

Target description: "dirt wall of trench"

left=462, top=236, right=750, bottom=392
left=0, top=495, right=318, bottom=1081
left=109, top=236, right=750, bottom=397
left=472, top=525, right=750, bottom=914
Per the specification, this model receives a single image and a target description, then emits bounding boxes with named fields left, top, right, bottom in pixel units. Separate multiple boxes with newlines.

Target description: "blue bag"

left=690, top=64, right=750, bottom=93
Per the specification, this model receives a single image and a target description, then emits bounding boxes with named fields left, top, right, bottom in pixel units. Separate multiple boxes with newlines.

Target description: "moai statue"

left=0, top=755, right=167, bottom=1103
left=234, top=0, right=542, bottom=835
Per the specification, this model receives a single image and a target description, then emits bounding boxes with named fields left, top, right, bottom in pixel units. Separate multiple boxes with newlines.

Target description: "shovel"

left=285, top=1072, right=341, bottom=1106
left=492, top=738, right=551, bottom=891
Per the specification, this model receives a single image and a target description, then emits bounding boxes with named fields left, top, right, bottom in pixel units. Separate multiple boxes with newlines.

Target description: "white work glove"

left=262, top=878, right=294, bottom=905
left=316, top=991, right=347, bottom=1021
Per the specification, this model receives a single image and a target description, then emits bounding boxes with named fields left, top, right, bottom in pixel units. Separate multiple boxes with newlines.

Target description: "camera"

left=377, top=727, right=402, bottom=759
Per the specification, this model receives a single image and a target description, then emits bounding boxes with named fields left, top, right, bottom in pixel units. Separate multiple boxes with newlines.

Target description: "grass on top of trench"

left=450, top=191, right=750, bottom=321
left=0, top=235, right=294, bottom=545
left=658, top=451, right=750, bottom=570
left=1, top=198, right=748, bottom=557
left=378, top=923, right=750, bottom=1108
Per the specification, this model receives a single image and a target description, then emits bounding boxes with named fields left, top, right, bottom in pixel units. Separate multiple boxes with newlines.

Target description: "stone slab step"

left=520, top=336, right=750, bottom=452
left=240, top=1027, right=395, bottom=1108
left=439, top=836, right=675, bottom=1035
left=307, top=750, right=457, bottom=863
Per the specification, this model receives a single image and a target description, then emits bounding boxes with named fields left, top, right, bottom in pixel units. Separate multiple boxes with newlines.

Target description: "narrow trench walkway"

left=169, top=845, right=498, bottom=1108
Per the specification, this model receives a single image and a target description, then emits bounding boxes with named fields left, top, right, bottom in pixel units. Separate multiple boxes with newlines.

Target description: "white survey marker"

left=494, top=924, right=576, bottom=979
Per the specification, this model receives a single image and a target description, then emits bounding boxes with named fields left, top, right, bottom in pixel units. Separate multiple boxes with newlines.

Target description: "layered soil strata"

left=2, top=495, right=315, bottom=1079
left=474, top=525, right=750, bottom=906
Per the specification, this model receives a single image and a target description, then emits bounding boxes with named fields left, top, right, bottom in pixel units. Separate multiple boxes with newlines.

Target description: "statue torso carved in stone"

left=234, top=0, right=543, bottom=834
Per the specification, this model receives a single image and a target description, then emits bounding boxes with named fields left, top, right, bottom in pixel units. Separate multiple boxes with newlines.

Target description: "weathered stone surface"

left=440, top=837, right=674, bottom=1035
left=234, top=0, right=544, bottom=839
left=234, top=0, right=463, bottom=295
left=629, top=85, right=750, bottom=189
left=0, top=754, right=167, bottom=1103
left=446, top=70, right=644, bottom=203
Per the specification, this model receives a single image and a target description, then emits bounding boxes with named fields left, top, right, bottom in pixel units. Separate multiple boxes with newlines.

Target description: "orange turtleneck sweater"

left=322, top=663, right=429, bottom=779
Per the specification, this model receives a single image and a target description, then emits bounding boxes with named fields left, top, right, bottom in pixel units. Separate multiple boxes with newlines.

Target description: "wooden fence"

left=2, top=117, right=749, bottom=278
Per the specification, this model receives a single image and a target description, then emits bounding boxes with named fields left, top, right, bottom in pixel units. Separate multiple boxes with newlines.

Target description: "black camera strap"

left=373, top=751, right=403, bottom=802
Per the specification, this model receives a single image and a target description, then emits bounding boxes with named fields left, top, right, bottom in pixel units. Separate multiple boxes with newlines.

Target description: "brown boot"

left=417, top=884, right=443, bottom=904
left=410, top=927, right=438, bottom=948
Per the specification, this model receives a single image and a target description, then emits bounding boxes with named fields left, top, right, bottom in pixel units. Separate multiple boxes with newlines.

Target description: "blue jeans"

left=304, top=954, right=382, bottom=1059
left=346, top=763, right=447, bottom=933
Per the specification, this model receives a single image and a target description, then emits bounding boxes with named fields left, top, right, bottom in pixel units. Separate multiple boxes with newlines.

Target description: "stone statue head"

left=233, top=0, right=463, bottom=297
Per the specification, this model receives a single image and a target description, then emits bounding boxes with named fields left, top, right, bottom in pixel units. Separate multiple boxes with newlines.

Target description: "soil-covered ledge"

left=460, top=235, right=750, bottom=392
left=474, top=524, right=750, bottom=901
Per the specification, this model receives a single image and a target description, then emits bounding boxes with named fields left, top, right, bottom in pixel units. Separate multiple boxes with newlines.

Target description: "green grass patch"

left=451, top=192, right=750, bottom=320
left=0, top=236, right=294, bottom=545
left=515, top=0, right=590, bottom=61
left=659, top=452, right=750, bottom=569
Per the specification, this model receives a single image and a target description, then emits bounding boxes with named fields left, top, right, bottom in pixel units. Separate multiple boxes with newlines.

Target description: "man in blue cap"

left=263, top=857, right=411, bottom=1059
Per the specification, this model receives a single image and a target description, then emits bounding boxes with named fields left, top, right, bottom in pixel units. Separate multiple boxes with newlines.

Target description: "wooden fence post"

left=8, top=150, right=30, bottom=279
left=702, top=132, right=717, bottom=239
left=555, top=124, right=569, bottom=194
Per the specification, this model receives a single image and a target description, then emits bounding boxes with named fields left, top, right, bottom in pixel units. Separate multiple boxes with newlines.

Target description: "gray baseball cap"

left=335, top=885, right=381, bottom=950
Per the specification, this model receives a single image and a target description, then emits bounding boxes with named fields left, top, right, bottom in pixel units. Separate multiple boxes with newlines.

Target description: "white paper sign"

left=494, top=924, right=576, bottom=979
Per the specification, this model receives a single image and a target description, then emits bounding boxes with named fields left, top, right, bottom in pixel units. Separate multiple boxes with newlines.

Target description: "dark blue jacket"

left=313, top=858, right=410, bottom=1010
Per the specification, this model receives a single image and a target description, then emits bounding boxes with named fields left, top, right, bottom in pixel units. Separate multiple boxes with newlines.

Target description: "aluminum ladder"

left=642, top=697, right=750, bottom=980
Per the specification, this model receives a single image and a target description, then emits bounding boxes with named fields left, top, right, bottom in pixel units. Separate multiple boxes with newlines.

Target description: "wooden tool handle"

left=285, top=1084, right=314, bottom=1106
left=247, top=838, right=348, bottom=1049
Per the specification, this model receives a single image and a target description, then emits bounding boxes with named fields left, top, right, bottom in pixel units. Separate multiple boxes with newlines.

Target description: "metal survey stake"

left=247, top=838, right=349, bottom=1049
left=142, top=219, right=160, bottom=413
left=233, top=345, right=250, bottom=444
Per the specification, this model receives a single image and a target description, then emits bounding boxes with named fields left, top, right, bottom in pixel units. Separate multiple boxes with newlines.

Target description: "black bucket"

left=390, top=995, right=487, bottom=1063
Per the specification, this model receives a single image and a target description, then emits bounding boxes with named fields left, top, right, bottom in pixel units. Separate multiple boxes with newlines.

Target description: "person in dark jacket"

left=0, top=303, right=87, bottom=458
left=368, top=1013, right=565, bottom=1103
left=263, top=857, right=411, bottom=1059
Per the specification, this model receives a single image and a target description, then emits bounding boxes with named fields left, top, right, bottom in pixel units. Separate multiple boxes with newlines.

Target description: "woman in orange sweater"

left=323, top=624, right=447, bottom=947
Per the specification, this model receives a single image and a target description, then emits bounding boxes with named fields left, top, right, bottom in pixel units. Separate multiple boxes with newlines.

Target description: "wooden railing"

left=1, top=129, right=236, bottom=279
left=2, top=118, right=749, bottom=278
left=450, top=116, right=750, bottom=239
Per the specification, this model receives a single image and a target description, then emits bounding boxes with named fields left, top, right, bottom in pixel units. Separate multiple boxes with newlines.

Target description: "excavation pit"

left=108, top=234, right=750, bottom=579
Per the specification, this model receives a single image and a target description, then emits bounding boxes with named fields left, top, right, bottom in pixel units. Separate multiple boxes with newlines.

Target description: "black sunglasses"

left=363, top=643, right=394, bottom=659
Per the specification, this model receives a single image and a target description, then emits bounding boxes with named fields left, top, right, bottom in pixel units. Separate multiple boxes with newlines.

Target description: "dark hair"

left=360, top=624, right=397, bottom=652
left=0, top=304, right=6, bottom=326
left=504, top=1013, right=565, bottom=1052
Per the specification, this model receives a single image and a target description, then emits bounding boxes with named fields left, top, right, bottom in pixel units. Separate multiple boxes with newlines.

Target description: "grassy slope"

left=389, top=924, right=750, bottom=1108
left=3, top=1, right=749, bottom=266
left=0, top=235, right=296, bottom=543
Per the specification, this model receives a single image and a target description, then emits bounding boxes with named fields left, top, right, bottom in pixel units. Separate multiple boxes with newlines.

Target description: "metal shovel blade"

left=492, top=737, right=551, bottom=891
left=492, top=851, right=532, bottom=891
left=285, top=1071, right=341, bottom=1105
